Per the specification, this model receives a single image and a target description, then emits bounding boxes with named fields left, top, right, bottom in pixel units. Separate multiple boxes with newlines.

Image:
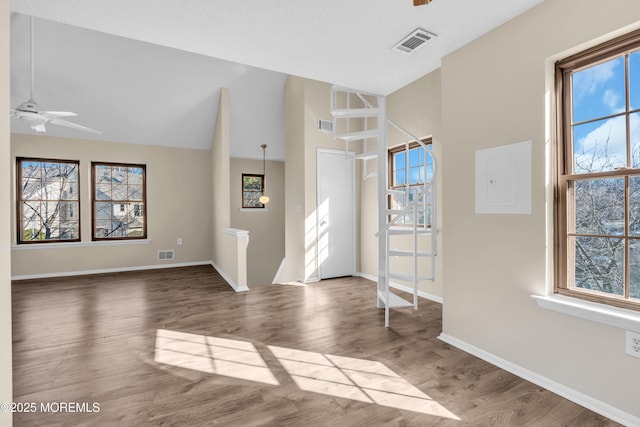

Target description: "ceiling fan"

left=10, top=16, right=101, bottom=134
left=414, top=0, right=434, bottom=5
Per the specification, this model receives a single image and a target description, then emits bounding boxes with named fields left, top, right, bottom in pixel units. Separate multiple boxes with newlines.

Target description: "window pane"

left=128, top=185, right=143, bottom=200
left=61, top=163, right=78, bottom=182
left=409, top=148, right=423, bottom=167
left=394, top=170, right=406, bottom=186
left=112, top=183, right=127, bottom=200
left=573, top=236, right=624, bottom=296
left=630, top=177, right=640, bottom=235
left=96, top=182, right=111, bottom=200
left=409, top=166, right=423, bottom=185
left=95, top=165, right=111, bottom=183
left=60, top=221, right=79, bottom=239
left=574, top=178, right=624, bottom=235
left=61, top=181, right=78, bottom=200
left=394, top=152, right=405, bottom=170
left=572, top=56, right=625, bottom=123
left=630, top=240, right=640, bottom=299
left=243, top=176, right=262, bottom=191
left=22, top=180, right=42, bottom=200
left=630, top=50, right=640, bottom=110
left=632, top=112, right=640, bottom=168
left=128, top=167, right=144, bottom=185
left=95, top=202, right=112, bottom=220
left=573, top=116, right=626, bottom=173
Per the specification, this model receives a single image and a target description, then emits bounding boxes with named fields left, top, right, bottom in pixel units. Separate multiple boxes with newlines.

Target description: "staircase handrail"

left=354, top=94, right=438, bottom=178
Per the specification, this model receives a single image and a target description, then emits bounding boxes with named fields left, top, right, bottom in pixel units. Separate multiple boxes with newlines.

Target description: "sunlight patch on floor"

left=154, top=329, right=279, bottom=385
left=154, top=330, right=459, bottom=420
left=269, top=345, right=460, bottom=419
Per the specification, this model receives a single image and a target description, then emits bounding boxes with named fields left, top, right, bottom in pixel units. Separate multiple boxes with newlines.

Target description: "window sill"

left=531, top=294, right=640, bottom=333
left=12, top=239, right=152, bottom=250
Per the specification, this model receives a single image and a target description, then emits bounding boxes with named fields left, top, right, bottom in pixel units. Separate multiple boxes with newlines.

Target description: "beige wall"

left=230, top=157, right=285, bottom=286
left=11, top=134, right=211, bottom=277
left=281, top=76, right=357, bottom=283
left=211, top=87, right=231, bottom=267
left=359, top=69, right=444, bottom=298
left=1, top=0, right=12, bottom=424
left=441, top=0, right=640, bottom=418
left=282, top=76, right=305, bottom=282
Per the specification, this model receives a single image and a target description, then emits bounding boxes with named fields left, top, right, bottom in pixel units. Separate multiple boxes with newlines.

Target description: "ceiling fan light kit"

left=10, top=16, right=102, bottom=135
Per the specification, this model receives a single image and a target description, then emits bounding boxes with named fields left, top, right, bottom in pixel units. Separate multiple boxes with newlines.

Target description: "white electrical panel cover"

left=475, top=140, right=531, bottom=214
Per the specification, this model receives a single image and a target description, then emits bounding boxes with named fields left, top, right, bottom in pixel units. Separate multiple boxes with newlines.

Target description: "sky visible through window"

left=572, top=51, right=640, bottom=173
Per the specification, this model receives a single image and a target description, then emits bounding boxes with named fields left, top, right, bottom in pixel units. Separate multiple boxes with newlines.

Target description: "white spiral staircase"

left=330, top=85, right=438, bottom=327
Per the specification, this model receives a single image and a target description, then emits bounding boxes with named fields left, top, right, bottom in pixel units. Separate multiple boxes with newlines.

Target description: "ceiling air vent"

left=393, top=28, right=437, bottom=54
left=318, top=119, right=333, bottom=132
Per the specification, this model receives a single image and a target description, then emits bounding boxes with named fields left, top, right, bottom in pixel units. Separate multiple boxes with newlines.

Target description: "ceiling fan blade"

left=50, top=117, right=102, bottom=134
left=414, top=0, right=431, bottom=5
left=42, top=111, right=77, bottom=118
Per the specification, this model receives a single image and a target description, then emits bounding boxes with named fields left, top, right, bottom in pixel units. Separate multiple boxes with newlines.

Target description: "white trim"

left=356, top=272, right=443, bottom=304
left=210, top=261, right=249, bottom=292
left=532, top=294, right=640, bottom=333
left=12, top=239, right=152, bottom=250
left=223, top=227, right=249, bottom=238
left=11, top=261, right=211, bottom=281
left=438, top=333, right=640, bottom=427
left=272, top=257, right=285, bottom=284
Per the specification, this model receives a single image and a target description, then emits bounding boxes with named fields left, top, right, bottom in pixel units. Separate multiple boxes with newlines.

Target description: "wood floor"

left=12, top=265, right=618, bottom=426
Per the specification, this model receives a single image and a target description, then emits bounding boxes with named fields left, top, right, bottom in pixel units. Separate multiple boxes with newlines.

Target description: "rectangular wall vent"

left=158, top=250, right=174, bottom=261
left=393, top=28, right=437, bottom=54
left=318, top=119, right=333, bottom=132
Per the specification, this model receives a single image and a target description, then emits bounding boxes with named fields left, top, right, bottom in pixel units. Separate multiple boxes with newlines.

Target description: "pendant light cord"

left=261, top=144, right=267, bottom=193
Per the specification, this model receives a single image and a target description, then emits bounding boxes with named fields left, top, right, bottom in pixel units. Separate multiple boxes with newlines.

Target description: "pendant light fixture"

left=259, top=144, right=270, bottom=205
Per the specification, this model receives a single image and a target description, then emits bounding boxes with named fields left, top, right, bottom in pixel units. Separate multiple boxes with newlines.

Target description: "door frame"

left=316, top=148, right=356, bottom=280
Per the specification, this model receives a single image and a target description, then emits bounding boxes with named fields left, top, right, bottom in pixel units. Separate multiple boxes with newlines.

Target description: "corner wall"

left=211, top=87, right=232, bottom=266
left=440, top=0, right=640, bottom=420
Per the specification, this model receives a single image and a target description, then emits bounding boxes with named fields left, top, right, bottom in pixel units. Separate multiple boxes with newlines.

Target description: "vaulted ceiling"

left=9, top=0, right=544, bottom=159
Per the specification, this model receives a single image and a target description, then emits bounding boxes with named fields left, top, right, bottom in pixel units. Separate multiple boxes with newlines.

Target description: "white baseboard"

left=438, top=333, right=640, bottom=427
left=356, top=272, right=443, bottom=304
left=11, top=261, right=212, bottom=281
left=210, top=261, right=249, bottom=293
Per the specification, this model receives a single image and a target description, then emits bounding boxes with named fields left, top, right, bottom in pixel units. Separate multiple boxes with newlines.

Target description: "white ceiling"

left=9, top=0, right=544, bottom=159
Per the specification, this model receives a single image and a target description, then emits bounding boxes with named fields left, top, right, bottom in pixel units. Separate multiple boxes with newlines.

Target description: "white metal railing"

left=330, top=85, right=438, bottom=328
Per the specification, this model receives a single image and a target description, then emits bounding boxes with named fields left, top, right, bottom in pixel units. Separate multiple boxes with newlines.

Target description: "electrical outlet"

left=177, top=238, right=182, bottom=246
left=626, top=331, right=640, bottom=359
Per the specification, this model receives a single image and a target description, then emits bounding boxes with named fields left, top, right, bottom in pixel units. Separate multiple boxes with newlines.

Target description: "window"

left=556, top=29, right=640, bottom=310
left=242, top=174, right=265, bottom=208
left=388, top=139, right=433, bottom=226
left=17, top=158, right=80, bottom=243
left=92, top=162, right=147, bottom=240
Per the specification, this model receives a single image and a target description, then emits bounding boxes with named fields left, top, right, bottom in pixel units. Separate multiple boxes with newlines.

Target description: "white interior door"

left=317, top=150, right=355, bottom=279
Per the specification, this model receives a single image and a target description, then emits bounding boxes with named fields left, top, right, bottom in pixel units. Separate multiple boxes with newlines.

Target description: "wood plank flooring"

left=12, top=265, right=619, bottom=426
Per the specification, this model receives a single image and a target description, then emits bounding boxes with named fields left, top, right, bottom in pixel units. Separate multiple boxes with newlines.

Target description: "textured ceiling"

left=9, top=0, right=544, bottom=157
